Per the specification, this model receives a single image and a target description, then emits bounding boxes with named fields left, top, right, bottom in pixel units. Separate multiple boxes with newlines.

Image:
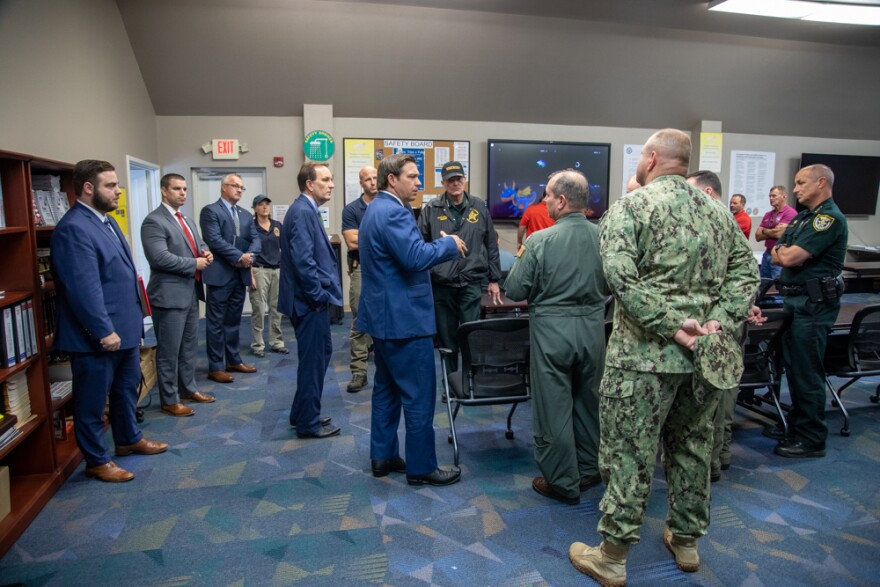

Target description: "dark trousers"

left=205, top=280, right=246, bottom=372
left=153, top=287, right=200, bottom=406
left=433, top=282, right=482, bottom=372
left=289, top=307, right=332, bottom=434
left=783, top=295, right=839, bottom=449
left=371, top=336, right=438, bottom=475
left=71, top=347, right=142, bottom=467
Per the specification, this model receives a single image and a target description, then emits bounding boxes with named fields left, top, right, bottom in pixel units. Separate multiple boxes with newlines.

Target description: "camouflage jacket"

left=599, top=175, right=760, bottom=373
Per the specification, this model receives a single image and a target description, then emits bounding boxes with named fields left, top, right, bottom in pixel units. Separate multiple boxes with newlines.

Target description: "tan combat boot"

left=663, top=527, right=700, bottom=572
left=569, top=539, right=629, bottom=587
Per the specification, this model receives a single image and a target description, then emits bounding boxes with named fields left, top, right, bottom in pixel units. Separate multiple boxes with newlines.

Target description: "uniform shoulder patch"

left=812, top=214, right=834, bottom=232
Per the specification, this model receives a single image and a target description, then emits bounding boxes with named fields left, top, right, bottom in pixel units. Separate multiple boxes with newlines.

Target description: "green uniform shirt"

left=505, top=212, right=606, bottom=315
left=600, top=175, right=760, bottom=374
left=777, top=198, right=848, bottom=286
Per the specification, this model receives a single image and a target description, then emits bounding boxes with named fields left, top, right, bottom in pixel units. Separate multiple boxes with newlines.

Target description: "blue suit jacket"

left=51, top=201, right=144, bottom=351
left=199, top=198, right=260, bottom=287
left=278, top=194, right=342, bottom=319
left=357, top=191, right=459, bottom=340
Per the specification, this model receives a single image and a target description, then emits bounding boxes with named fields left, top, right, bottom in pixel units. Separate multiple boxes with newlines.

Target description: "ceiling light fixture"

left=708, top=0, right=880, bottom=26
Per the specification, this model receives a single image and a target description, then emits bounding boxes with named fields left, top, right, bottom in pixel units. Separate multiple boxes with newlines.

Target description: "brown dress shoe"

left=115, top=438, right=169, bottom=456
left=161, top=403, right=195, bottom=417
left=226, top=363, right=257, bottom=373
left=208, top=370, right=234, bottom=383
left=85, top=461, right=134, bottom=483
left=180, top=391, right=216, bottom=403
left=532, top=476, right=580, bottom=505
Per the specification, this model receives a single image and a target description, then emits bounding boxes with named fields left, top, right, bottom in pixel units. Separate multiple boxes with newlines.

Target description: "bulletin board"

left=343, top=138, right=471, bottom=206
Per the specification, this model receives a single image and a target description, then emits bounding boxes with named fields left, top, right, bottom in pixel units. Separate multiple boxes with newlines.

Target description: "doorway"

left=126, top=156, right=161, bottom=325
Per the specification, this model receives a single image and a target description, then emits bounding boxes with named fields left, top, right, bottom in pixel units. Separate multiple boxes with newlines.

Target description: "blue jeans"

left=759, top=250, right=782, bottom=280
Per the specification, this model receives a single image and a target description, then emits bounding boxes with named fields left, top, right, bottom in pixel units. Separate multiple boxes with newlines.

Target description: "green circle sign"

left=304, top=130, right=335, bottom=162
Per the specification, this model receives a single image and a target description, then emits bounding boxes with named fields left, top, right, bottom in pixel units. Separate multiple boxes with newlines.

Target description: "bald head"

left=359, top=165, right=378, bottom=199
left=636, top=129, right=691, bottom=186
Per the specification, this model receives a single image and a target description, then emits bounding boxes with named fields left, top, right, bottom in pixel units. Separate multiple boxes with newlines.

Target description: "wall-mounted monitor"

left=799, top=153, right=880, bottom=215
left=487, top=139, right=611, bottom=221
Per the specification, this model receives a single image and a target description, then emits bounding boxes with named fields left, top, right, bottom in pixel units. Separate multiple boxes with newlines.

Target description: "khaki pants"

left=249, top=266, right=284, bottom=351
left=349, top=266, right=371, bottom=377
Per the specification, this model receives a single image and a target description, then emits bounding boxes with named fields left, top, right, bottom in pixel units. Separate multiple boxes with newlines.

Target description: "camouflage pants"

left=597, top=367, right=720, bottom=545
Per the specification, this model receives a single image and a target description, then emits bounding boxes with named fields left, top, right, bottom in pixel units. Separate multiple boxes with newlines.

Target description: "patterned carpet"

left=1, top=311, right=879, bottom=586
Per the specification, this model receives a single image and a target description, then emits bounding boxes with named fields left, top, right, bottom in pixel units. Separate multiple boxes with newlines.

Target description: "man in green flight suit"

left=505, top=169, right=606, bottom=505
left=770, top=163, right=847, bottom=458
left=569, top=129, right=759, bottom=586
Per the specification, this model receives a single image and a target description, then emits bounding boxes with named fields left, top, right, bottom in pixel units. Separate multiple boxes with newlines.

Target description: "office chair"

left=736, top=309, right=792, bottom=435
left=823, top=304, right=880, bottom=437
left=438, top=318, right=531, bottom=466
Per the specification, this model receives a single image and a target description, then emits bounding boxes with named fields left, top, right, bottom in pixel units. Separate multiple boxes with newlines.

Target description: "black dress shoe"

left=371, top=457, right=407, bottom=477
left=774, top=439, right=826, bottom=458
left=407, top=468, right=461, bottom=486
left=710, top=469, right=721, bottom=483
left=763, top=423, right=787, bottom=440
left=297, top=424, right=341, bottom=439
left=290, top=416, right=332, bottom=428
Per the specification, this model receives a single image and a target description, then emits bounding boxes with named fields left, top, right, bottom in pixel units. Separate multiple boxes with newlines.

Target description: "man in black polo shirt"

left=341, top=166, right=378, bottom=392
left=418, top=161, right=502, bottom=372
left=771, top=164, right=847, bottom=458
left=249, top=194, right=288, bottom=357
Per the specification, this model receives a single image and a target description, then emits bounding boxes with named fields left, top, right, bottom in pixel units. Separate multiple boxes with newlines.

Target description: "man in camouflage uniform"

left=769, top=164, right=847, bottom=458
left=569, top=129, right=759, bottom=586
left=505, top=169, right=606, bottom=506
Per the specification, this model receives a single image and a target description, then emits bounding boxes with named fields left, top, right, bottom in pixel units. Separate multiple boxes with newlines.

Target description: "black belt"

left=779, top=284, right=806, bottom=296
left=253, top=265, right=279, bottom=269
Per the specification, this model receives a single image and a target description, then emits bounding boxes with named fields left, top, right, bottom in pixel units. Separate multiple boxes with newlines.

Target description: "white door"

left=126, top=156, right=161, bottom=326
left=191, top=168, right=267, bottom=315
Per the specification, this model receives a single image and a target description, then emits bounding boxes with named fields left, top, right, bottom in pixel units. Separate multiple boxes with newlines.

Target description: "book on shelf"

left=34, top=190, right=57, bottom=226
left=52, top=411, right=73, bottom=441
left=49, top=380, right=73, bottom=402
left=1, top=307, right=15, bottom=368
left=32, top=197, right=45, bottom=226
left=50, top=191, right=70, bottom=223
left=0, top=412, right=17, bottom=438
left=0, top=426, right=22, bottom=452
left=25, top=300, right=37, bottom=358
left=13, top=303, right=26, bottom=363
left=32, top=174, right=61, bottom=192
left=42, top=293, right=56, bottom=337
left=3, top=372, right=32, bottom=424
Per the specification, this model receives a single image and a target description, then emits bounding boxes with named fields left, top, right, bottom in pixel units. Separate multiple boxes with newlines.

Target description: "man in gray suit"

left=142, top=173, right=216, bottom=416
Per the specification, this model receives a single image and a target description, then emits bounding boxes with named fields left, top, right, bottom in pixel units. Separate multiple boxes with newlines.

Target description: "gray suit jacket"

left=141, top=205, right=207, bottom=309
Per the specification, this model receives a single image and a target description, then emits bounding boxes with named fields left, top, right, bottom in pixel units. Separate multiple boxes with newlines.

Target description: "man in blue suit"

left=279, top=162, right=343, bottom=438
left=358, top=154, right=467, bottom=486
left=199, top=173, right=261, bottom=383
left=51, top=160, right=168, bottom=483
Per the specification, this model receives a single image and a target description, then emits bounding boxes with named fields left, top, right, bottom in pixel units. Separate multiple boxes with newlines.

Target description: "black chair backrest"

left=456, top=318, right=530, bottom=378
left=740, top=309, right=792, bottom=386
left=849, top=305, right=880, bottom=371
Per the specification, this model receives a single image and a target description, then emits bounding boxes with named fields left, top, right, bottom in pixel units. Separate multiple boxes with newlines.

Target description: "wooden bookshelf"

left=0, top=149, right=81, bottom=557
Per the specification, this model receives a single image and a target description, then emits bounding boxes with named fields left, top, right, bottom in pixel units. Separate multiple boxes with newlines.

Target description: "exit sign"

left=212, top=139, right=240, bottom=160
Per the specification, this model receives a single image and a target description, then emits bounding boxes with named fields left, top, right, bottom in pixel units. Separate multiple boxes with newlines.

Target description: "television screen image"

left=799, top=153, right=880, bottom=216
left=487, top=140, right=611, bottom=221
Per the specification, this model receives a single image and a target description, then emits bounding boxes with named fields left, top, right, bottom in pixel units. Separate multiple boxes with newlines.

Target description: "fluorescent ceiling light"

left=708, top=0, right=880, bottom=25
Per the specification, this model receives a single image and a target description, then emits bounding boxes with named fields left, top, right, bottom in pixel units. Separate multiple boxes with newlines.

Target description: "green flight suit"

left=505, top=212, right=606, bottom=501
left=598, top=175, right=759, bottom=545
left=777, top=198, right=847, bottom=449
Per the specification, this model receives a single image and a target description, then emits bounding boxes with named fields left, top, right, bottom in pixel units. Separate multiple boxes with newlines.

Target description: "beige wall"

left=0, top=0, right=157, bottom=172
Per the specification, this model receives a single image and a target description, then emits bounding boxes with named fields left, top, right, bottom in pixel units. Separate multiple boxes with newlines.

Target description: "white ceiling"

left=116, top=0, right=880, bottom=140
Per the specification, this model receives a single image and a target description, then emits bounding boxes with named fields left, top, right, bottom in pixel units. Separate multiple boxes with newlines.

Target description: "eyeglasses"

left=224, top=183, right=246, bottom=191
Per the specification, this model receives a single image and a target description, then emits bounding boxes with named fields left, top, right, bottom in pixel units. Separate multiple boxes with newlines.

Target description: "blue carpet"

left=1, top=307, right=879, bottom=586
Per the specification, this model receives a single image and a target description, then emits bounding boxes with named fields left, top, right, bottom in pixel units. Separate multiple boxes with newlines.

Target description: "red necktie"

left=176, top=211, right=201, bottom=281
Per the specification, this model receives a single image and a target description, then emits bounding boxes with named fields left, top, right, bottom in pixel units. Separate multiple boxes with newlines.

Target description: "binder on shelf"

left=1, top=307, right=14, bottom=368
left=13, top=304, right=26, bottom=363
left=25, top=300, right=37, bottom=357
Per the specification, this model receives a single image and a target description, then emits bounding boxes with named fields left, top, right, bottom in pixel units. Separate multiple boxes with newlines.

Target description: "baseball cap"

left=252, top=194, right=271, bottom=207
left=441, top=161, right=466, bottom=181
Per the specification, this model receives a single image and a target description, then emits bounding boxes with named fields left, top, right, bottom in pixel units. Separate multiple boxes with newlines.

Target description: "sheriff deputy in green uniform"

left=418, top=161, right=502, bottom=372
left=569, top=129, right=759, bottom=586
left=770, top=163, right=847, bottom=458
left=505, top=169, right=606, bottom=505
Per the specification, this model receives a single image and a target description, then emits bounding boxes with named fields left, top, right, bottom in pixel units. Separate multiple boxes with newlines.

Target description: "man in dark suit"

left=279, top=162, right=343, bottom=439
left=199, top=173, right=261, bottom=383
left=51, top=160, right=168, bottom=483
left=142, top=173, right=216, bottom=416
left=358, top=153, right=467, bottom=486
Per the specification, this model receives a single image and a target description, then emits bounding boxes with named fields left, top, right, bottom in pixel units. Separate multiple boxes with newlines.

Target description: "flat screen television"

left=487, top=139, right=611, bottom=221
left=799, top=153, right=880, bottom=215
